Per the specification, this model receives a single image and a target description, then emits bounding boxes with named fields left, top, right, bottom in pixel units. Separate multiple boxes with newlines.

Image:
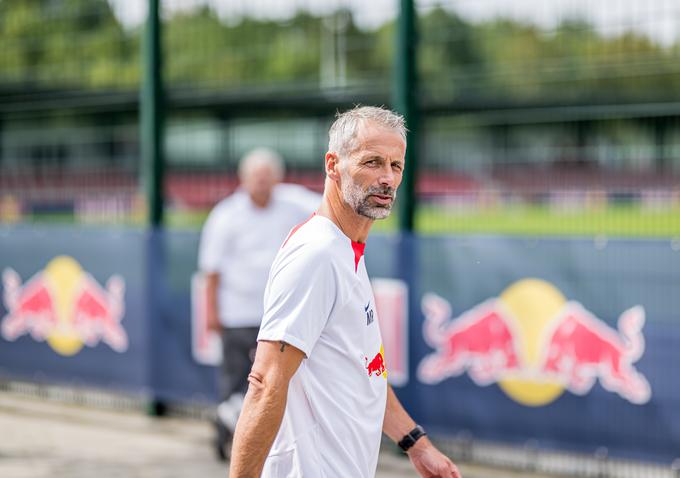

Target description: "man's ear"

left=325, top=152, right=341, bottom=181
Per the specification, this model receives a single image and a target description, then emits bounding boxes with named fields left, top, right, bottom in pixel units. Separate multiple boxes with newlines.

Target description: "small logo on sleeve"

left=365, top=301, right=374, bottom=325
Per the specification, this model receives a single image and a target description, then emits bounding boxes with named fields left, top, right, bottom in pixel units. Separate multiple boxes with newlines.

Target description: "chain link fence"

left=1, top=0, right=679, bottom=236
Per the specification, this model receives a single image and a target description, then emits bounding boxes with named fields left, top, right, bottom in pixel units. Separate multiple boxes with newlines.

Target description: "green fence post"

left=141, top=0, right=164, bottom=227
left=393, top=0, right=419, bottom=233
left=141, top=0, right=166, bottom=417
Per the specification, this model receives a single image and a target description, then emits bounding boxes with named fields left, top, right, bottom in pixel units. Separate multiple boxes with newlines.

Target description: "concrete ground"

left=0, top=390, right=559, bottom=478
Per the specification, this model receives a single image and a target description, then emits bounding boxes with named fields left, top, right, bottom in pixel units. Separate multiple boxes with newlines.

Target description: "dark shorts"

left=219, top=326, right=260, bottom=401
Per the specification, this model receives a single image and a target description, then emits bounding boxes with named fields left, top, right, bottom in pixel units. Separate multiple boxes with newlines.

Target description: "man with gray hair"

left=198, top=147, right=320, bottom=460
left=229, top=106, right=461, bottom=477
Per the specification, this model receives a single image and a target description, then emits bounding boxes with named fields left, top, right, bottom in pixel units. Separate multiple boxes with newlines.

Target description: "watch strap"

left=398, top=425, right=427, bottom=452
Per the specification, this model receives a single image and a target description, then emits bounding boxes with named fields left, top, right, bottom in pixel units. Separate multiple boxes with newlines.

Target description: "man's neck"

left=249, top=192, right=271, bottom=208
left=317, top=182, right=373, bottom=243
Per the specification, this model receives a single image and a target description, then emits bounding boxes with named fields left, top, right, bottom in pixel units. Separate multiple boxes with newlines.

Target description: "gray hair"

left=238, top=147, right=285, bottom=181
left=328, top=105, right=407, bottom=157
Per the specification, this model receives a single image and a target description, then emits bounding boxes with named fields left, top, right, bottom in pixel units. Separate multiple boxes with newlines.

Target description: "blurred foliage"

left=0, top=0, right=138, bottom=87
left=165, top=9, right=323, bottom=86
left=0, top=1, right=679, bottom=99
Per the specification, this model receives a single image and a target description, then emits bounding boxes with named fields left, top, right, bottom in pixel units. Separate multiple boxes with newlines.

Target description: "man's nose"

left=378, top=164, right=395, bottom=187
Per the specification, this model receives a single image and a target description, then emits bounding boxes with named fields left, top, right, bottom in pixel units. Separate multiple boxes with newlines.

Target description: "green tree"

left=0, top=0, right=137, bottom=87
left=2, top=1, right=680, bottom=101
left=418, top=7, right=485, bottom=100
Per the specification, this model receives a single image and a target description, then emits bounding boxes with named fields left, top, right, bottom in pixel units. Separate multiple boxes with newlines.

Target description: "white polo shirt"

left=258, top=214, right=388, bottom=478
left=198, top=185, right=319, bottom=328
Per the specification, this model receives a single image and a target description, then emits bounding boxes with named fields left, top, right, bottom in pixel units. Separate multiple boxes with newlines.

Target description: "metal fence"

left=0, top=0, right=141, bottom=225
left=1, top=0, right=679, bottom=235
left=2, top=2, right=680, bottom=476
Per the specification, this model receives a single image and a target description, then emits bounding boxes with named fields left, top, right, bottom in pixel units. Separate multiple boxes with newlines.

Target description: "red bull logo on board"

left=417, top=279, right=651, bottom=406
left=1, top=256, right=127, bottom=356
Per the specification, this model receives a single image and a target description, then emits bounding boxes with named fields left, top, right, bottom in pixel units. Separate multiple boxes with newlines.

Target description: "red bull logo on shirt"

left=417, top=278, right=651, bottom=406
left=365, top=344, right=387, bottom=379
left=1, top=256, right=128, bottom=356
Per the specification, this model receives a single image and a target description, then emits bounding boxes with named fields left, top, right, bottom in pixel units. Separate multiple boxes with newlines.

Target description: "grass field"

left=412, top=204, right=680, bottom=237
left=166, top=204, right=680, bottom=238
left=24, top=204, right=680, bottom=238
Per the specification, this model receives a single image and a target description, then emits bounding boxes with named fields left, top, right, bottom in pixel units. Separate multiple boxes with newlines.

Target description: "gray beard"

left=340, top=172, right=396, bottom=220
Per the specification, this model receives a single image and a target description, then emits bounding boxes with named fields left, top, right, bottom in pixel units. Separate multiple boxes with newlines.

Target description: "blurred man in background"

left=197, top=147, right=320, bottom=460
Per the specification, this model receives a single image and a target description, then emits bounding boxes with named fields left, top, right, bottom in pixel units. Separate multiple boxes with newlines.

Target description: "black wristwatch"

left=398, top=425, right=427, bottom=452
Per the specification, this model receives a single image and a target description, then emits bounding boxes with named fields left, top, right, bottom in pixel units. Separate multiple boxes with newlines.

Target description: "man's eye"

left=392, top=163, right=403, bottom=171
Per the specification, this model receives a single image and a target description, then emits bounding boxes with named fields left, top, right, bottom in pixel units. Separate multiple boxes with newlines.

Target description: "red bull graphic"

left=419, top=294, right=520, bottom=386
left=1, top=256, right=127, bottom=356
left=417, top=279, right=651, bottom=406
left=365, top=345, right=387, bottom=379
left=541, top=303, right=649, bottom=404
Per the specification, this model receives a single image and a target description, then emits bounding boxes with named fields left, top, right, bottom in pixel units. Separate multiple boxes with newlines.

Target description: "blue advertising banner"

left=0, top=226, right=217, bottom=402
left=366, top=235, right=680, bottom=464
left=1, top=226, right=679, bottom=463
left=147, top=230, right=218, bottom=403
left=0, top=226, right=149, bottom=393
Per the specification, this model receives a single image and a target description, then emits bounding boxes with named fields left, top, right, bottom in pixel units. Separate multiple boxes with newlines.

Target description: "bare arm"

left=229, top=340, right=305, bottom=477
left=383, top=385, right=461, bottom=478
left=204, top=272, right=220, bottom=331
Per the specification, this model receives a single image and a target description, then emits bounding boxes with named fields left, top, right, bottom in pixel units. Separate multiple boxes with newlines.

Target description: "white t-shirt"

left=198, top=184, right=320, bottom=328
left=258, top=214, right=388, bottom=478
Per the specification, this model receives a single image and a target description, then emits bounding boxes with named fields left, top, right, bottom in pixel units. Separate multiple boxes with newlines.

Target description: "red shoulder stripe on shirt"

left=351, top=240, right=365, bottom=273
left=281, top=213, right=316, bottom=249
